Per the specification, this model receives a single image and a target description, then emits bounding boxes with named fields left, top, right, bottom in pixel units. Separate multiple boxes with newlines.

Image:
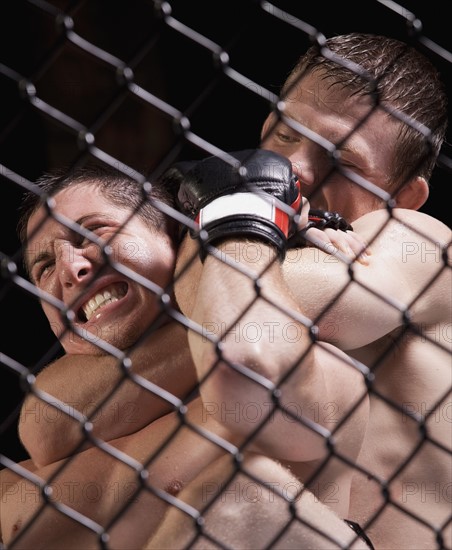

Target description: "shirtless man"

left=264, top=33, right=451, bottom=550
left=0, top=163, right=370, bottom=549
left=147, top=33, right=451, bottom=549
left=2, top=31, right=450, bottom=550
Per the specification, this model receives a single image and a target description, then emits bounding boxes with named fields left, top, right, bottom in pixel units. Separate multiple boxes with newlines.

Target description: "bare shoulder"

left=0, top=459, right=36, bottom=481
left=353, top=208, right=451, bottom=248
left=354, top=209, right=451, bottom=322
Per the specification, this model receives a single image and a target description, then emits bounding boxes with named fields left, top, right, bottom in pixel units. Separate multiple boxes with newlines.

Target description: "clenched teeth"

left=82, top=284, right=126, bottom=321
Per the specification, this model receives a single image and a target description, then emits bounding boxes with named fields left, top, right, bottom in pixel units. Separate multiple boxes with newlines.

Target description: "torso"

left=349, top=326, right=451, bottom=550
left=1, top=388, right=363, bottom=549
left=3, top=209, right=450, bottom=550
left=283, top=208, right=452, bottom=549
left=0, top=399, right=228, bottom=549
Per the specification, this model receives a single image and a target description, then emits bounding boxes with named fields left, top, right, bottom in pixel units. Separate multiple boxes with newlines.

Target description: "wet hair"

left=17, top=164, right=179, bottom=249
left=280, top=32, right=448, bottom=187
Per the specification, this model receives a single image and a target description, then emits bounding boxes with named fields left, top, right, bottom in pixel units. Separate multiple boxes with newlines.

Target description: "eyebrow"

left=26, top=215, right=88, bottom=276
left=26, top=212, right=118, bottom=276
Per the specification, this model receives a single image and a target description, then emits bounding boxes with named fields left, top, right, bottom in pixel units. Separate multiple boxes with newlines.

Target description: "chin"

left=59, top=328, right=127, bottom=355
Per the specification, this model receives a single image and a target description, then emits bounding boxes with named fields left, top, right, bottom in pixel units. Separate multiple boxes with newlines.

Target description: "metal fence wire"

left=0, top=1, right=451, bottom=549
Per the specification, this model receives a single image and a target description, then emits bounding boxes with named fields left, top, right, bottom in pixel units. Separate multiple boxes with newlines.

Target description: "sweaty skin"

left=261, top=71, right=452, bottom=549
left=24, top=185, right=176, bottom=354
left=1, top=180, right=370, bottom=549
left=2, top=50, right=450, bottom=547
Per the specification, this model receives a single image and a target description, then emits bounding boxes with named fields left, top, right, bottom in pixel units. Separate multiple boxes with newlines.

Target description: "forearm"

left=189, top=240, right=305, bottom=378
left=184, top=239, right=337, bottom=460
left=284, top=209, right=451, bottom=350
left=169, top=148, right=371, bottom=464
left=19, top=322, right=196, bottom=466
left=145, top=453, right=369, bottom=550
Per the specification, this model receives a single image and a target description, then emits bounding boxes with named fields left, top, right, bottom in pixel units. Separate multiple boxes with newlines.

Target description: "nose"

left=288, top=139, right=335, bottom=192
left=56, top=242, right=94, bottom=288
left=288, top=153, right=316, bottom=188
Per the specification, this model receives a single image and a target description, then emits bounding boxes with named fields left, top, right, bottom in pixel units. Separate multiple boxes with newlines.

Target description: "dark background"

left=1, top=0, right=450, bottom=464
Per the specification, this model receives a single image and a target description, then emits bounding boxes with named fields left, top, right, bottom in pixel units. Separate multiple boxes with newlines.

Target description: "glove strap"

left=307, top=209, right=353, bottom=231
left=287, top=209, right=353, bottom=248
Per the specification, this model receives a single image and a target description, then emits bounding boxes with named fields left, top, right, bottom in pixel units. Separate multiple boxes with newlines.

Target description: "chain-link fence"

left=1, top=1, right=451, bottom=548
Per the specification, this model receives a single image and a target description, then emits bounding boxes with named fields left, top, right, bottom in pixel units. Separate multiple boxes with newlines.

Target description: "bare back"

left=284, top=207, right=452, bottom=549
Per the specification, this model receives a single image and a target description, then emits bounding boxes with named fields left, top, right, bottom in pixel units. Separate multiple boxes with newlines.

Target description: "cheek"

left=126, top=241, right=176, bottom=288
left=105, top=233, right=176, bottom=288
left=108, top=239, right=142, bottom=268
left=151, top=253, right=177, bottom=289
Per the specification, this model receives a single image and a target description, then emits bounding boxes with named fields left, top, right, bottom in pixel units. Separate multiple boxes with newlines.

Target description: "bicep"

left=283, top=242, right=408, bottom=350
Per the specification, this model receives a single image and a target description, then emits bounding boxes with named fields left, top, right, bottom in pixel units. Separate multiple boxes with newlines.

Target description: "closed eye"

left=71, top=223, right=110, bottom=248
left=276, top=131, right=301, bottom=144
left=33, top=260, right=55, bottom=283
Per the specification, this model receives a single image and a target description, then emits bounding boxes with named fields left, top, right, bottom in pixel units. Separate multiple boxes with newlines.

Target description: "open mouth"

left=78, top=282, right=128, bottom=322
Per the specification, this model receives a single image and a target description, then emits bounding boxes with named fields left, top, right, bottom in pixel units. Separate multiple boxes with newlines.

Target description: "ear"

left=394, top=176, right=429, bottom=211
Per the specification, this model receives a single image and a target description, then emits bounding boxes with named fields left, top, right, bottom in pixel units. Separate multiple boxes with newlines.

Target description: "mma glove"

left=168, top=149, right=302, bottom=262
left=288, top=209, right=354, bottom=248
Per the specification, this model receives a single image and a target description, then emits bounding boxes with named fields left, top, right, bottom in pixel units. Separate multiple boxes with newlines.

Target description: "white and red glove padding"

left=173, top=149, right=302, bottom=261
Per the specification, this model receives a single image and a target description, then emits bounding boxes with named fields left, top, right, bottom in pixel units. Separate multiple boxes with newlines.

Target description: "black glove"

left=168, top=149, right=302, bottom=261
left=288, top=209, right=353, bottom=248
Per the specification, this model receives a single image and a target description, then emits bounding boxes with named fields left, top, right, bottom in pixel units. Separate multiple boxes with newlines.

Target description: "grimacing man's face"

left=26, top=183, right=177, bottom=354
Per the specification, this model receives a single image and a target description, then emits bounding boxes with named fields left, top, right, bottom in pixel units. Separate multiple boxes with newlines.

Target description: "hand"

left=304, top=226, right=371, bottom=265
left=165, top=149, right=302, bottom=261
left=290, top=204, right=370, bottom=265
